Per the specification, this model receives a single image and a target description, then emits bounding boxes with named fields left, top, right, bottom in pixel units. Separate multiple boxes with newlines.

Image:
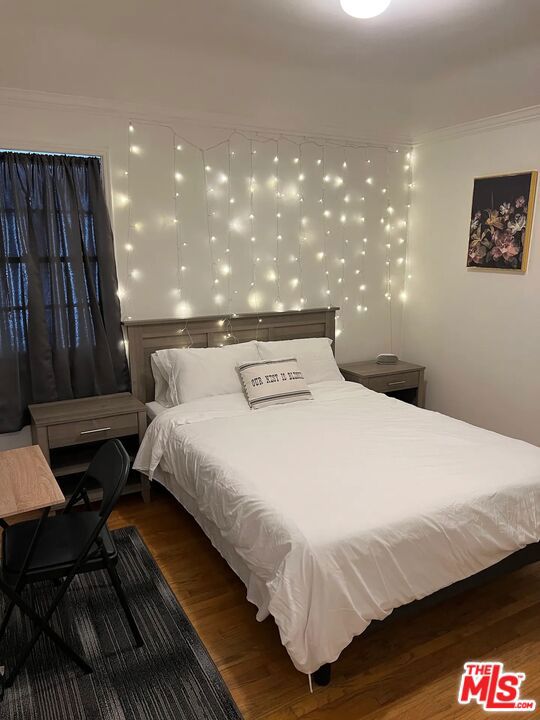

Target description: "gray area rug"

left=1, top=526, right=243, bottom=719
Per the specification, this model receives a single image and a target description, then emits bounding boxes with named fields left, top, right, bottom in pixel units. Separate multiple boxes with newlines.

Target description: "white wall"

left=119, top=122, right=410, bottom=359
left=0, top=93, right=409, bottom=362
left=403, top=118, right=540, bottom=445
left=0, top=92, right=411, bottom=446
left=4, top=92, right=539, bottom=451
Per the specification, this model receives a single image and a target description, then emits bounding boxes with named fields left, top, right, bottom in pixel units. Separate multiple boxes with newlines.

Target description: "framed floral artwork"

left=467, top=171, right=537, bottom=272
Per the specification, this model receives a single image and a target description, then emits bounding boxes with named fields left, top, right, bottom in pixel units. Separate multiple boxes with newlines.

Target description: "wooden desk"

left=0, top=446, right=65, bottom=519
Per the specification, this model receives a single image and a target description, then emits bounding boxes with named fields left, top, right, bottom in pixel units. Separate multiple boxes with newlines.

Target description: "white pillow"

left=256, top=337, right=343, bottom=385
left=153, top=341, right=260, bottom=405
left=150, top=354, right=174, bottom=407
left=238, top=358, right=313, bottom=409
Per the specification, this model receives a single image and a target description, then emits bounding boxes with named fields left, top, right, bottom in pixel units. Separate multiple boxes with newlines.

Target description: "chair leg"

left=0, top=577, right=92, bottom=688
left=0, top=602, right=15, bottom=640
left=1, top=506, right=49, bottom=642
left=106, top=565, right=144, bottom=648
left=6, top=620, right=92, bottom=689
left=0, top=595, right=19, bottom=641
left=0, top=580, right=27, bottom=641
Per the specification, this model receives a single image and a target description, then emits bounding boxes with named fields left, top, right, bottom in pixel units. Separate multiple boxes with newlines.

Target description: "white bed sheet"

left=151, top=465, right=271, bottom=614
left=134, top=381, right=540, bottom=674
left=145, top=401, right=169, bottom=420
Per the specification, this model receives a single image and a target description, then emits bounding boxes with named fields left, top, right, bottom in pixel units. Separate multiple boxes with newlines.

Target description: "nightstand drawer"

left=48, top=413, right=139, bottom=449
left=368, top=371, right=419, bottom=393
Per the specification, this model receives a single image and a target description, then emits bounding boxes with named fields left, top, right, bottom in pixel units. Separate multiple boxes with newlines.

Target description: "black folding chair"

left=0, top=439, right=143, bottom=688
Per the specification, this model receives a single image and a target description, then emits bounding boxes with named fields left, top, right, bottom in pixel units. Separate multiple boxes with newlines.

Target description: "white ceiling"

left=1, top=0, right=540, bottom=142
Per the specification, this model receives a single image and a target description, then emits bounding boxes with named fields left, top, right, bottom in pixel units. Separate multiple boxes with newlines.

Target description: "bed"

left=126, top=309, right=540, bottom=685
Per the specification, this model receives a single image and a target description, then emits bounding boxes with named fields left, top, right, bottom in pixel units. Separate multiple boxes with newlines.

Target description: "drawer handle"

left=80, top=427, right=111, bottom=435
left=387, top=380, right=406, bottom=387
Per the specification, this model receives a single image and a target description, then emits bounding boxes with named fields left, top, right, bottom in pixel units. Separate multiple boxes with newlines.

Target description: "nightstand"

left=29, top=392, right=149, bottom=504
left=340, top=360, right=426, bottom=408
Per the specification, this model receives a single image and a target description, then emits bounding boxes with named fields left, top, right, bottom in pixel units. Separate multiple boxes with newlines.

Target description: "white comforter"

left=134, top=381, right=540, bottom=674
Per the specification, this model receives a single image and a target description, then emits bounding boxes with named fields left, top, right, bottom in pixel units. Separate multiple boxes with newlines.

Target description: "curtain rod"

left=0, top=148, right=101, bottom=159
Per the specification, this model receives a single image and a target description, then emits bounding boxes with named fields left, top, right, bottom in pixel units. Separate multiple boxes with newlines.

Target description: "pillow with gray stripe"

left=237, top=358, right=313, bottom=409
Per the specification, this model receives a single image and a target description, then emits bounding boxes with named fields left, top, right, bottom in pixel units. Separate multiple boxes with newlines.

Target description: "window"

left=2, top=151, right=103, bottom=349
left=0, top=150, right=129, bottom=432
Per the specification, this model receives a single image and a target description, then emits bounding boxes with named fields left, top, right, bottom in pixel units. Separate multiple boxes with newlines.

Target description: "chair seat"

left=2, top=512, right=117, bottom=582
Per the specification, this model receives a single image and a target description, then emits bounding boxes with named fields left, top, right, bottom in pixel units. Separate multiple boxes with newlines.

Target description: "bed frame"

left=123, top=307, right=337, bottom=404
left=123, top=308, right=540, bottom=687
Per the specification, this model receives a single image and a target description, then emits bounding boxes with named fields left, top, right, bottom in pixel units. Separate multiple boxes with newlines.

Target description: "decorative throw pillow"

left=237, top=358, right=313, bottom=409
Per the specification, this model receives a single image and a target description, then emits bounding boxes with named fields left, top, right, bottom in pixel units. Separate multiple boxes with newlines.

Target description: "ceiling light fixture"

left=340, top=0, right=391, bottom=19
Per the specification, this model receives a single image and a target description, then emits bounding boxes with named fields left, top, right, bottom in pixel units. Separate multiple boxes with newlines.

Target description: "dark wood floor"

left=109, top=487, right=540, bottom=719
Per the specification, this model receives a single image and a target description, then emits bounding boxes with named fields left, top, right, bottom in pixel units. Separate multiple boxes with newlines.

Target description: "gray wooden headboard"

left=123, top=307, right=338, bottom=403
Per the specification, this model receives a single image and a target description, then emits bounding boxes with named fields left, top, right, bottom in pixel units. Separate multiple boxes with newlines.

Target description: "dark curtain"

left=0, top=152, right=130, bottom=433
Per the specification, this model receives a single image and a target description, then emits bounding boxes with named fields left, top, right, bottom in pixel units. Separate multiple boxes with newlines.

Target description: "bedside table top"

left=339, top=360, right=425, bottom=379
left=29, top=392, right=145, bottom=427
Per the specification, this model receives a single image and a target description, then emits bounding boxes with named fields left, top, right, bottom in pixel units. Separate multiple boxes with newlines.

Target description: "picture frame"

left=467, top=171, right=537, bottom=273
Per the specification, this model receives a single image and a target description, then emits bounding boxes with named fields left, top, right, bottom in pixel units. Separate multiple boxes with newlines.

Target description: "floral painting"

left=467, top=171, right=537, bottom=272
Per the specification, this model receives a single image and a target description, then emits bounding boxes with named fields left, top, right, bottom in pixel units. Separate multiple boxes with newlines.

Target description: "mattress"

left=145, top=400, right=168, bottom=420
left=134, top=381, right=540, bottom=674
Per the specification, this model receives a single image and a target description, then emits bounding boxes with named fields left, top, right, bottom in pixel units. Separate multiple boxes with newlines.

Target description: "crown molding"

left=413, top=104, right=540, bottom=146
left=3, top=87, right=540, bottom=150
left=0, top=86, right=413, bottom=150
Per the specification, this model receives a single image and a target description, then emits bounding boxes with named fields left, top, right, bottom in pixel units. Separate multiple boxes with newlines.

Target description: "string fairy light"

left=321, top=145, right=332, bottom=306
left=273, top=141, right=282, bottom=311
left=172, top=134, right=185, bottom=301
left=226, top=140, right=233, bottom=316
left=399, top=148, right=414, bottom=313
left=246, top=139, right=264, bottom=336
left=335, top=147, right=350, bottom=335
left=355, top=146, right=371, bottom=315
left=122, top=119, right=412, bottom=344
left=202, top=150, right=219, bottom=302
left=123, top=121, right=135, bottom=302
left=296, top=145, right=306, bottom=309
left=223, top=141, right=239, bottom=343
left=383, top=148, right=394, bottom=351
